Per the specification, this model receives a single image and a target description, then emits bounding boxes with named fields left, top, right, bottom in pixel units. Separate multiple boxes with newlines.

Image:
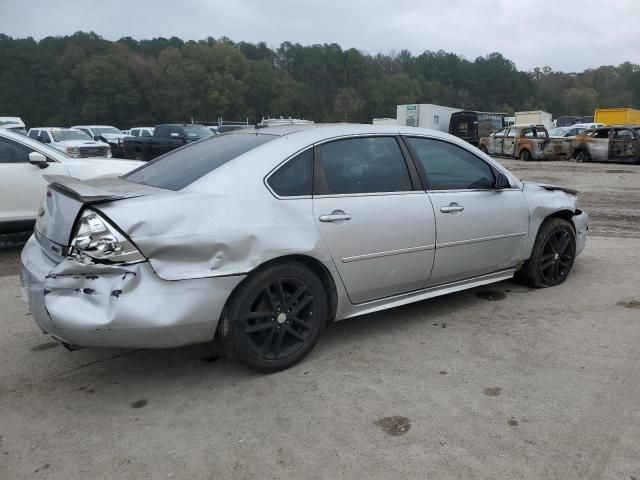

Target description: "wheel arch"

left=219, top=254, right=340, bottom=330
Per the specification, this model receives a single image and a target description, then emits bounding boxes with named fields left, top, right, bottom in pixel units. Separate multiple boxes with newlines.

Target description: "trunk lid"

left=35, top=175, right=164, bottom=247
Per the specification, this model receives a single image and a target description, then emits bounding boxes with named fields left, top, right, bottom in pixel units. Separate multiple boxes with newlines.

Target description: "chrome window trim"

left=313, top=191, right=423, bottom=199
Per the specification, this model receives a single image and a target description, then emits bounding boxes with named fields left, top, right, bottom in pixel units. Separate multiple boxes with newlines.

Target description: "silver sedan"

left=21, top=124, right=588, bottom=372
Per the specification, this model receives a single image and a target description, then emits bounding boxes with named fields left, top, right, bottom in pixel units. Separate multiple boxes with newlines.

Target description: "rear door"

left=404, top=136, right=529, bottom=286
left=0, top=136, right=69, bottom=223
left=609, top=128, right=639, bottom=162
left=312, top=136, right=436, bottom=304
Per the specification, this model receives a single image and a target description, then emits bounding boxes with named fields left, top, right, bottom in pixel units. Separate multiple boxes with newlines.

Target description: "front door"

left=313, top=136, right=436, bottom=304
left=0, top=136, right=68, bottom=222
left=490, top=128, right=506, bottom=155
left=502, top=128, right=517, bottom=157
left=404, top=136, right=529, bottom=286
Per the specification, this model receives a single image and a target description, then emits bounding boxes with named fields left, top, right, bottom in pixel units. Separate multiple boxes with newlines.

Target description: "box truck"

left=396, top=104, right=461, bottom=132
left=594, top=108, right=640, bottom=125
left=514, top=111, right=553, bottom=130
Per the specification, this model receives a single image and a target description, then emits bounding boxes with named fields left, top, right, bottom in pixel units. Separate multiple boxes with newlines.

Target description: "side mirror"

left=29, top=151, right=49, bottom=169
left=94, top=135, right=101, bottom=141
left=494, top=171, right=511, bottom=189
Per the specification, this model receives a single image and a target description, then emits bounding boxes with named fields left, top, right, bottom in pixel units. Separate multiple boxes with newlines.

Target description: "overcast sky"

left=1, top=0, right=638, bottom=72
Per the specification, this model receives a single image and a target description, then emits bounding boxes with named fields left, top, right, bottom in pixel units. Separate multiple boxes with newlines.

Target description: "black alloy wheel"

left=515, top=217, right=577, bottom=288
left=220, top=262, right=327, bottom=372
left=538, top=228, right=575, bottom=284
left=243, top=277, right=318, bottom=361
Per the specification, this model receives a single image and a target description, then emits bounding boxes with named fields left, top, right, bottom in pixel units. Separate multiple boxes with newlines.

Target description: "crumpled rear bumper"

left=572, top=209, right=588, bottom=256
left=20, top=234, right=245, bottom=349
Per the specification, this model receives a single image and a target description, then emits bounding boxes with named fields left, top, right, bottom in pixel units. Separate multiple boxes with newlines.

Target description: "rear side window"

left=124, top=133, right=276, bottom=190
left=406, top=137, right=495, bottom=190
left=317, top=137, right=411, bottom=195
left=267, top=149, right=313, bottom=197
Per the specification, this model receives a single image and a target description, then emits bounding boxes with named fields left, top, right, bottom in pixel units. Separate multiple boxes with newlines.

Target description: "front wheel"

left=219, top=262, right=328, bottom=373
left=520, top=149, right=533, bottom=162
left=515, top=217, right=577, bottom=288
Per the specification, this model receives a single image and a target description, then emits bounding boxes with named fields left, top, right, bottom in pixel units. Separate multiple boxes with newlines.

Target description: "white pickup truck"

left=27, top=127, right=111, bottom=158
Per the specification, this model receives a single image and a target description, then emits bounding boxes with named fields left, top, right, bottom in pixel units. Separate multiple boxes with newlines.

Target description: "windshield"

left=91, top=127, right=122, bottom=136
left=51, top=130, right=92, bottom=142
left=549, top=127, right=570, bottom=137
left=124, top=133, right=276, bottom=190
left=183, top=125, right=214, bottom=138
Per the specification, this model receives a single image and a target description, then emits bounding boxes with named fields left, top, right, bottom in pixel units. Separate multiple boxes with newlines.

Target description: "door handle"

left=319, top=211, right=352, bottom=222
left=440, top=203, right=464, bottom=214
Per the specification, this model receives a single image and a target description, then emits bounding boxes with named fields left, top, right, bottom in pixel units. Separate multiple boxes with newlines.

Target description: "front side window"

left=406, top=137, right=495, bottom=191
left=0, top=137, right=32, bottom=163
left=28, top=130, right=39, bottom=140
left=125, top=133, right=276, bottom=190
left=317, top=137, right=412, bottom=195
left=131, top=129, right=140, bottom=137
left=267, top=149, right=313, bottom=197
left=141, top=129, right=152, bottom=137
left=506, top=128, right=517, bottom=138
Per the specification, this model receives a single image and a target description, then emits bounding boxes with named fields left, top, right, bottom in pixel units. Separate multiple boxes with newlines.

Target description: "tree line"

left=1, top=31, right=639, bottom=128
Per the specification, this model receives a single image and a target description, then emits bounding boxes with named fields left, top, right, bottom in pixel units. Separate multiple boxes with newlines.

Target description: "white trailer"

left=396, top=104, right=461, bottom=132
left=372, top=118, right=399, bottom=125
left=514, top=110, right=553, bottom=130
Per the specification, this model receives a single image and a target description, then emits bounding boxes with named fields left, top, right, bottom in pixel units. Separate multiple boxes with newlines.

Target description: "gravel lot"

left=1, top=159, right=639, bottom=479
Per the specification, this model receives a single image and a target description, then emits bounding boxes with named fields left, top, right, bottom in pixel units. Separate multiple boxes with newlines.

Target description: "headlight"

left=70, top=210, right=145, bottom=264
left=66, top=146, right=80, bottom=157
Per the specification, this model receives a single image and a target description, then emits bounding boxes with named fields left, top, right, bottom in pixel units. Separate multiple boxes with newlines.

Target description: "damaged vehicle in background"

left=0, top=128, right=141, bottom=234
left=21, top=124, right=588, bottom=373
left=569, top=125, right=640, bottom=163
left=479, top=124, right=550, bottom=161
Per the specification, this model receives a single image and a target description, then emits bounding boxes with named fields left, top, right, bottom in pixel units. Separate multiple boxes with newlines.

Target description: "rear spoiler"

left=43, top=175, right=163, bottom=203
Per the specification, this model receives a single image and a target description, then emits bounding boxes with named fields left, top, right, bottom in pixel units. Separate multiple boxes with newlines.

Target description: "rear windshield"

left=124, top=133, right=276, bottom=190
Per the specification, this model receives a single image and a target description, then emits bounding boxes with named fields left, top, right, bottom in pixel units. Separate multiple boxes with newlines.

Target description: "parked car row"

left=479, top=123, right=640, bottom=163
left=0, top=128, right=140, bottom=234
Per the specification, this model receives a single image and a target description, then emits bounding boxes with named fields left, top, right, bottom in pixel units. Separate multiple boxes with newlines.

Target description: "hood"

left=52, top=140, right=110, bottom=148
left=100, top=133, right=125, bottom=141
left=523, top=181, right=578, bottom=196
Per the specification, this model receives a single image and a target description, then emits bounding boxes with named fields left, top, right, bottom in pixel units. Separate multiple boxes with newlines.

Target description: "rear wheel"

left=219, top=262, right=327, bottom=373
left=574, top=149, right=590, bottom=163
left=519, top=149, right=533, bottom=162
left=133, top=150, right=145, bottom=161
left=515, top=217, right=576, bottom=288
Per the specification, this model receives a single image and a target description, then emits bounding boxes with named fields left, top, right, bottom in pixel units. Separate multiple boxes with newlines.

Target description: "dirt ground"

left=1, top=159, right=639, bottom=479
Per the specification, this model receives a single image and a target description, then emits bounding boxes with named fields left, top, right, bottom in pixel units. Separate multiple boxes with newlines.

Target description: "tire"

left=479, top=145, right=488, bottom=154
left=133, top=150, right=145, bottom=161
left=219, top=261, right=328, bottom=373
left=515, top=217, right=577, bottom=288
left=574, top=149, right=590, bottom=163
left=519, top=149, right=533, bottom=162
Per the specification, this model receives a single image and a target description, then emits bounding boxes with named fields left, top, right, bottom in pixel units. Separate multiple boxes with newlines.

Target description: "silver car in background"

left=21, top=124, right=588, bottom=372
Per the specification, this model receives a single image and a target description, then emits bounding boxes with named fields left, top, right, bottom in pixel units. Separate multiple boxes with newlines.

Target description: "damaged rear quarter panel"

left=97, top=154, right=333, bottom=282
